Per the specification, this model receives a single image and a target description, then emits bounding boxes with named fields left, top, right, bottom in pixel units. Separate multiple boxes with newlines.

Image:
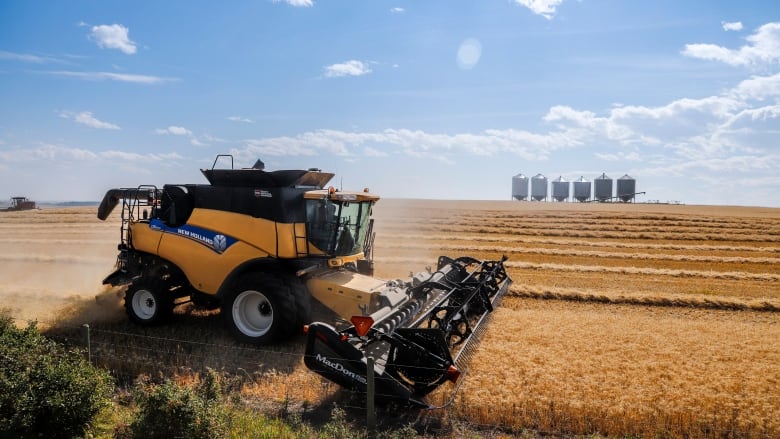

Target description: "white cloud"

left=513, top=0, right=564, bottom=20
left=0, top=145, right=184, bottom=164
left=682, top=22, right=780, bottom=67
left=227, top=62, right=780, bottom=183
left=238, top=125, right=579, bottom=163
left=595, top=151, right=641, bottom=162
left=722, top=21, right=743, bottom=32
left=99, top=150, right=183, bottom=162
left=0, top=143, right=183, bottom=170
left=242, top=139, right=317, bottom=157
left=202, top=133, right=227, bottom=143
left=155, top=126, right=192, bottom=136
left=729, top=72, right=780, bottom=100
left=59, top=111, right=120, bottom=130
left=274, top=0, right=313, bottom=7
left=390, top=7, right=405, bottom=14
left=544, top=105, right=597, bottom=127
left=48, top=70, right=176, bottom=84
left=5, top=67, right=779, bottom=205
left=89, top=24, right=137, bottom=54
left=0, top=50, right=60, bottom=63
left=364, top=147, right=388, bottom=157
left=0, top=144, right=98, bottom=162
left=323, top=60, right=372, bottom=78
left=155, top=125, right=210, bottom=147
left=227, top=116, right=254, bottom=123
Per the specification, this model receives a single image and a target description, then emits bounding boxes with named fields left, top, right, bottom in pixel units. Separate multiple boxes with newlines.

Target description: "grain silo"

left=551, top=176, right=570, bottom=202
left=594, top=173, right=613, bottom=202
left=531, top=173, right=547, bottom=201
left=617, top=174, right=637, bottom=202
left=573, top=176, right=591, bottom=202
left=512, top=173, right=529, bottom=200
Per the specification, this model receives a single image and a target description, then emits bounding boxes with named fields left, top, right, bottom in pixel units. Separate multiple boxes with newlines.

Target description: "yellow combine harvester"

left=98, top=154, right=510, bottom=405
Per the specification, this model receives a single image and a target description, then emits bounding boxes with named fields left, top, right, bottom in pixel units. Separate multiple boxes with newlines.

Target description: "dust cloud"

left=0, top=207, right=124, bottom=327
left=370, top=199, right=444, bottom=279
left=371, top=199, right=506, bottom=279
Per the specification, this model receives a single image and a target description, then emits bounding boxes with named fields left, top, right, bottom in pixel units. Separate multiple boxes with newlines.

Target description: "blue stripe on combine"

left=149, top=218, right=237, bottom=254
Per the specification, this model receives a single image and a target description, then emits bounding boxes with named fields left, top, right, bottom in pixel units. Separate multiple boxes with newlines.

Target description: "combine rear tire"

left=125, top=281, right=173, bottom=325
left=223, top=273, right=300, bottom=344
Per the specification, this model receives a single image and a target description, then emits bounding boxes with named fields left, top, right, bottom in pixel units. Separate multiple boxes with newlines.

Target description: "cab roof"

left=303, top=189, right=380, bottom=202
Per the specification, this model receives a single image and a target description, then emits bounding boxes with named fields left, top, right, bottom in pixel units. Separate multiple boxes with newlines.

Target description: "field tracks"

left=507, top=284, right=780, bottom=312
left=380, top=241, right=780, bottom=264
left=376, top=201, right=780, bottom=317
left=382, top=223, right=780, bottom=242
left=382, top=232, right=780, bottom=253
left=376, top=256, right=779, bottom=282
left=2, top=203, right=779, bottom=438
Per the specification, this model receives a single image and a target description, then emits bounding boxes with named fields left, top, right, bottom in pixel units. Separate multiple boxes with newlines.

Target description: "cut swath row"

left=379, top=215, right=780, bottom=234
left=377, top=241, right=780, bottom=265
left=378, top=232, right=780, bottom=253
left=378, top=223, right=780, bottom=242
left=375, top=257, right=780, bottom=282
left=505, top=284, right=780, bottom=312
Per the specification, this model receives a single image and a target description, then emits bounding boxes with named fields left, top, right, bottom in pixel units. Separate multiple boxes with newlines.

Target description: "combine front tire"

left=124, top=281, right=173, bottom=325
left=223, top=273, right=300, bottom=344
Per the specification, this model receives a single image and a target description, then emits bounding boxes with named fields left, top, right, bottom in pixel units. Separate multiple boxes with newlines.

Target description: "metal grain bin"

left=512, top=173, right=529, bottom=200
left=617, top=174, right=636, bottom=202
left=551, top=176, right=570, bottom=202
left=531, top=173, right=548, bottom=201
left=573, top=176, right=591, bottom=202
left=594, top=172, right=613, bottom=202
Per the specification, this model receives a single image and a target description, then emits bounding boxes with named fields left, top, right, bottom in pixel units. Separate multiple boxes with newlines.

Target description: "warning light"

left=302, top=325, right=309, bottom=334
left=350, top=315, right=374, bottom=337
left=328, top=186, right=336, bottom=194
left=446, top=365, right=461, bottom=383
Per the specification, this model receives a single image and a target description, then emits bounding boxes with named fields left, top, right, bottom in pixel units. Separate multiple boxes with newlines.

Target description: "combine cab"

left=98, top=155, right=510, bottom=405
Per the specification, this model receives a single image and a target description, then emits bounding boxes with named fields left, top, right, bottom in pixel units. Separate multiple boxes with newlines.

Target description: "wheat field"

left=0, top=201, right=778, bottom=437
left=372, top=200, right=780, bottom=437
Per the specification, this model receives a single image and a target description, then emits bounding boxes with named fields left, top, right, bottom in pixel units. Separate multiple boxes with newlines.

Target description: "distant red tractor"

left=3, top=197, right=37, bottom=211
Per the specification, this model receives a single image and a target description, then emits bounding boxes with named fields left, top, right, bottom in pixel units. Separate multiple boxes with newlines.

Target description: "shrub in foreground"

left=127, top=369, right=229, bottom=439
left=0, top=314, right=113, bottom=438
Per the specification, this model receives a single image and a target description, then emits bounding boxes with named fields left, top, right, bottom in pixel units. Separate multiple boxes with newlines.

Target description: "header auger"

left=98, top=154, right=511, bottom=406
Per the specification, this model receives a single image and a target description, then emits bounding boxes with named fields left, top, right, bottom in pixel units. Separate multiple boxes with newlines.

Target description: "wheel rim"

left=232, top=290, right=273, bottom=337
left=132, top=289, right=157, bottom=320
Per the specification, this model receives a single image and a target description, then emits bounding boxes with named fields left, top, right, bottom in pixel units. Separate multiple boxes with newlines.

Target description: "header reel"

left=304, top=255, right=511, bottom=406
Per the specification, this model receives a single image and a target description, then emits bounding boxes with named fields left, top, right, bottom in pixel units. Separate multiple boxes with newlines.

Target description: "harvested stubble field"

left=1, top=201, right=778, bottom=437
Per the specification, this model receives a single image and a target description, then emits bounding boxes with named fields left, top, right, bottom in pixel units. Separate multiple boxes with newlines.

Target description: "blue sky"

left=1, top=0, right=779, bottom=206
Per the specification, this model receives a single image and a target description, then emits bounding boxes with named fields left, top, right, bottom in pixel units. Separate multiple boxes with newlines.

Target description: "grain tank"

left=551, top=176, right=569, bottom=202
left=594, top=173, right=613, bottom=202
left=531, top=173, right=548, bottom=201
left=617, top=174, right=636, bottom=202
left=512, top=173, right=529, bottom=200
left=573, top=177, right=591, bottom=202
